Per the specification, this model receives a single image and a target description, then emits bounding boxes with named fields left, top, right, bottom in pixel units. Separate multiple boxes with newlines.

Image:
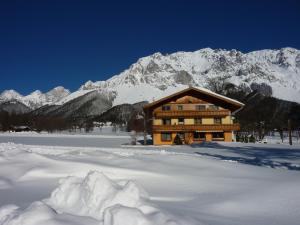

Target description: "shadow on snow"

left=191, top=142, right=300, bottom=171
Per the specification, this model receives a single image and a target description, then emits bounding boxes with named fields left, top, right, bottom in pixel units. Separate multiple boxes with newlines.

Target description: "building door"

left=174, top=132, right=184, bottom=145
left=177, top=132, right=185, bottom=142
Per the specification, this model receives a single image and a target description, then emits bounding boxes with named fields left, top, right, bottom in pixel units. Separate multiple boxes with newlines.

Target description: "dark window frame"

left=178, top=117, right=184, bottom=125
left=208, top=105, right=219, bottom=110
left=162, top=118, right=171, bottom=125
left=177, top=105, right=183, bottom=110
left=161, top=132, right=172, bottom=141
left=214, top=117, right=222, bottom=124
left=212, top=132, right=224, bottom=139
left=195, top=105, right=206, bottom=110
left=194, top=117, right=202, bottom=125
left=162, top=105, right=171, bottom=111
left=193, top=131, right=205, bottom=140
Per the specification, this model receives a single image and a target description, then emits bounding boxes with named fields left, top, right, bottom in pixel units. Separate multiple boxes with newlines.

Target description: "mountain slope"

left=94, top=101, right=148, bottom=124
left=235, top=92, right=300, bottom=130
left=30, top=90, right=114, bottom=120
left=0, top=100, right=32, bottom=114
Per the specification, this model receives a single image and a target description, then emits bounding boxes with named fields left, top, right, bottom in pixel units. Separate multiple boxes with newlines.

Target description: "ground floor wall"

left=224, top=132, right=232, bottom=142
left=153, top=132, right=177, bottom=145
left=153, top=131, right=233, bottom=145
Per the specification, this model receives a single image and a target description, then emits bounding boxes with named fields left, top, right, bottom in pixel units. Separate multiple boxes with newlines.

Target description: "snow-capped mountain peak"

left=0, top=87, right=71, bottom=109
left=0, top=90, right=23, bottom=101
left=45, top=86, right=71, bottom=103
left=77, top=47, right=300, bottom=105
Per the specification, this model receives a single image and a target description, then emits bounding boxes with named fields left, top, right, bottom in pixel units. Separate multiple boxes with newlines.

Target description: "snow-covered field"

left=0, top=132, right=300, bottom=225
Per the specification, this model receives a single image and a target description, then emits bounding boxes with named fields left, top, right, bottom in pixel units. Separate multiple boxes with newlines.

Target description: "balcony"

left=154, top=110, right=230, bottom=118
left=152, top=123, right=240, bottom=132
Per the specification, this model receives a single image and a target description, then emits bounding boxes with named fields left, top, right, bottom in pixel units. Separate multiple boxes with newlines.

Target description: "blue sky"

left=1, top=0, right=300, bottom=95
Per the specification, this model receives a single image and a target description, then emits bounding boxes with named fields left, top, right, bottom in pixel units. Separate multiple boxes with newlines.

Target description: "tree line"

left=0, top=111, right=95, bottom=133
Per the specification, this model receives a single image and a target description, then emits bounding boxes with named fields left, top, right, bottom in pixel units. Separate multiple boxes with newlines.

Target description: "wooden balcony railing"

left=154, top=110, right=230, bottom=118
left=152, top=123, right=240, bottom=132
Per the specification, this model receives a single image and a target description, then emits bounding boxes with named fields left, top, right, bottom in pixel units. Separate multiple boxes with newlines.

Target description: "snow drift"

left=0, top=171, right=179, bottom=225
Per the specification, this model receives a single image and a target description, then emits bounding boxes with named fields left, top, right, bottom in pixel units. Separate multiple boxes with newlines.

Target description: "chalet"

left=143, top=87, right=244, bottom=145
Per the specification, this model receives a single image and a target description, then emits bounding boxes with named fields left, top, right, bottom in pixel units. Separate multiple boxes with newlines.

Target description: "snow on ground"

left=0, top=132, right=300, bottom=225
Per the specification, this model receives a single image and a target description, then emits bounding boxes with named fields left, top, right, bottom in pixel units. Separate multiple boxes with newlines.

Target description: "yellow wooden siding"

left=184, top=118, right=194, bottom=125
left=153, top=131, right=233, bottom=145
left=222, top=116, right=232, bottom=124
left=154, top=117, right=232, bottom=126
left=202, top=118, right=214, bottom=124
left=171, top=118, right=178, bottom=125
left=153, top=132, right=177, bottom=145
left=153, top=119, right=162, bottom=125
left=205, top=133, right=212, bottom=141
left=224, top=131, right=232, bottom=141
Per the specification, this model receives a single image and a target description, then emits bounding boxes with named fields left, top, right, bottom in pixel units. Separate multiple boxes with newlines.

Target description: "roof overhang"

left=143, top=87, right=244, bottom=113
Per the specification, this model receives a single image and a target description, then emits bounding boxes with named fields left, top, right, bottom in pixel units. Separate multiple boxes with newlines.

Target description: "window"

left=161, top=132, right=172, bottom=141
left=178, top=118, right=184, bottom=125
left=162, top=118, right=171, bottom=125
left=195, top=105, right=206, bottom=110
left=162, top=105, right=171, bottom=111
left=208, top=105, right=219, bottom=110
left=193, top=132, right=205, bottom=140
left=177, top=105, right=183, bottom=110
left=194, top=118, right=202, bottom=125
left=214, top=117, right=222, bottom=124
left=212, top=132, right=224, bottom=139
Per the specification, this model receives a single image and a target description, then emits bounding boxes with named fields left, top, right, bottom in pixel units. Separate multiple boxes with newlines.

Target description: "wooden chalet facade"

left=143, top=87, right=244, bottom=145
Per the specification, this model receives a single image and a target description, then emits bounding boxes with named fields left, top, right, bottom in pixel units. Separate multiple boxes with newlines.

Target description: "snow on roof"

left=144, top=86, right=244, bottom=109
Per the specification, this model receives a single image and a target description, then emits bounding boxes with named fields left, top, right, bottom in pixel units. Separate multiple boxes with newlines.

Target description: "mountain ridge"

left=1, top=47, right=299, bottom=112
left=79, top=47, right=300, bottom=105
left=0, top=86, right=71, bottom=109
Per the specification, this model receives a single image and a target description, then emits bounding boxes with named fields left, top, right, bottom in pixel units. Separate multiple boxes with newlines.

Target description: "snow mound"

left=47, top=171, right=178, bottom=224
left=0, top=205, right=19, bottom=224
left=0, top=171, right=179, bottom=225
left=0, top=203, right=58, bottom=225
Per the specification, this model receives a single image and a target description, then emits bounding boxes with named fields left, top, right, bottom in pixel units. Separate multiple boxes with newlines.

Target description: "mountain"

left=1, top=47, right=300, bottom=119
left=0, top=87, right=70, bottom=109
left=80, top=47, right=300, bottom=105
left=0, top=90, right=23, bottom=102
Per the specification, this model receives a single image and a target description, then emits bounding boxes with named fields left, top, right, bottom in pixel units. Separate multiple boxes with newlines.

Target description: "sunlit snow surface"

left=0, top=131, right=300, bottom=225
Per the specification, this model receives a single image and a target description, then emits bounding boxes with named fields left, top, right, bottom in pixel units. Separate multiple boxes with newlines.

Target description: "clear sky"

left=1, top=0, right=300, bottom=95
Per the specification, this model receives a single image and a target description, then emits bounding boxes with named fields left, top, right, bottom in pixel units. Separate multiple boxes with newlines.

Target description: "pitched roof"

left=143, top=87, right=244, bottom=112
